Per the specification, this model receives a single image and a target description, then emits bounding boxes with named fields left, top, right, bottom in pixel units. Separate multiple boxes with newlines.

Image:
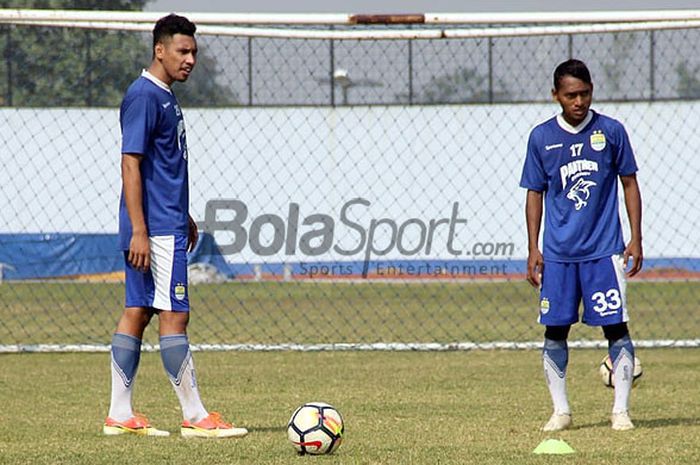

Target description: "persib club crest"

left=590, top=130, right=606, bottom=151
left=540, top=297, right=550, bottom=314
left=174, top=283, right=187, bottom=300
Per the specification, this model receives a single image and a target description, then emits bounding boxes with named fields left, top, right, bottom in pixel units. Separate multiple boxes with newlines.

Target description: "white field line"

left=2, top=339, right=699, bottom=353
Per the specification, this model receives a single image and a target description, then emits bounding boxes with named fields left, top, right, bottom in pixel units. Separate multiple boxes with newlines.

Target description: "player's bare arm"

left=525, top=189, right=544, bottom=288
left=121, top=153, right=150, bottom=271
left=620, top=173, right=643, bottom=277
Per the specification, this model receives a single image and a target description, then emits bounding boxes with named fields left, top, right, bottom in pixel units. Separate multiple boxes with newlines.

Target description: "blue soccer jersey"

left=118, top=71, right=190, bottom=250
left=519, top=110, right=638, bottom=262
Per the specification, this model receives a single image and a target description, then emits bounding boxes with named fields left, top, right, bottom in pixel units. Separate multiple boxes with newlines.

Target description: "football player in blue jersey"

left=104, top=14, right=247, bottom=439
left=520, top=59, right=643, bottom=431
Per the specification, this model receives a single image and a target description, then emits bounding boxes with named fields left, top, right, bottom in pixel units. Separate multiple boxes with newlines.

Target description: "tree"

left=600, top=33, right=637, bottom=97
left=417, top=67, right=509, bottom=104
left=173, top=52, right=239, bottom=107
left=0, top=0, right=238, bottom=107
left=676, top=62, right=700, bottom=99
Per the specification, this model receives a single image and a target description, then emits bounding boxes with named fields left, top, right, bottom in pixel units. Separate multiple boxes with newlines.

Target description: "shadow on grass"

left=248, top=425, right=287, bottom=433
left=634, top=417, right=700, bottom=428
left=575, top=417, right=700, bottom=429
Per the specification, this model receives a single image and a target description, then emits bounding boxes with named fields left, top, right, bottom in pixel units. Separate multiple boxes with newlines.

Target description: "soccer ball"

left=287, top=402, right=344, bottom=455
left=599, top=354, right=643, bottom=388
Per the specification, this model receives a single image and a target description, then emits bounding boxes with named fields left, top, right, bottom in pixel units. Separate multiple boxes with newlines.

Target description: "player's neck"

left=557, top=111, right=593, bottom=134
left=146, top=63, right=174, bottom=88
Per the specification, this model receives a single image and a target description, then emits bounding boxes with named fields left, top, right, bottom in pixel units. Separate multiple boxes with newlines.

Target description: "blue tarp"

left=0, top=233, right=122, bottom=280
left=0, top=232, right=233, bottom=280
left=1, top=233, right=699, bottom=281
left=187, top=232, right=235, bottom=277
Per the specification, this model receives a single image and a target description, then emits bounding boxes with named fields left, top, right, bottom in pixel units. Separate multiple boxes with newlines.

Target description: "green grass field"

left=1, top=349, right=700, bottom=464
left=1, top=280, right=699, bottom=463
left=1, top=281, right=699, bottom=346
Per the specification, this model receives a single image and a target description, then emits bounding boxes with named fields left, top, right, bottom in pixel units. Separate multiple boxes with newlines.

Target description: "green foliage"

left=676, top=62, right=700, bottom=99
left=0, top=26, right=148, bottom=106
left=600, top=33, right=637, bottom=96
left=0, top=0, right=237, bottom=107
left=173, top=50, right=239, bottom=107
left=421, top=67, right=510, bottom=104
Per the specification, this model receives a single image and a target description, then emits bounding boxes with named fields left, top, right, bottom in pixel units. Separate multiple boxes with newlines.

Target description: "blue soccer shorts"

left=538, top=254, right=628, bottom=327
left=124, top=235, right=189, bottom=312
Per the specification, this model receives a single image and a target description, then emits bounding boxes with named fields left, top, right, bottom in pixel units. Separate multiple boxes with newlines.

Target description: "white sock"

left=109, top=360, right=134, bottom=421
left=543, top=339, right=570, bottom=415
left=160, top=334, right=208, bottom=423
left=108, top=333, right=141, bottom=421
left=544, top=354, right=571, bottom=415
left=612, top=348, right=634, bottom=414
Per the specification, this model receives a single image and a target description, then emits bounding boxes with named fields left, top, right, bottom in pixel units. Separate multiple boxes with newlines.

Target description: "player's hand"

left=527, top=249, right=544, bottom=289
left=128, top=231, right=151, bottom=272
left=623, top=239, right=643, bottom=277
left=188, top=215, right=199, bottom=252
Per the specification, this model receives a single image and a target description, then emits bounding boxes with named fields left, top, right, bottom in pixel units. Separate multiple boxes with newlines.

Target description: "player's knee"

left=158, top=310, right=190, bottom=335
left=119, top=307, right=154, bottom=332
left=544, top=325, right=571, bottom=341
left=602, top=322, right=629, bottom=342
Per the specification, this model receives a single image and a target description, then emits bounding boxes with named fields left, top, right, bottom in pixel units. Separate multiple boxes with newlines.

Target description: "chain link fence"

left=1, top=21, right=699, bottom=349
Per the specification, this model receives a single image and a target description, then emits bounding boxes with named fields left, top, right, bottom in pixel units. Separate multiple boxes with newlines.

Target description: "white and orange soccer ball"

left=287, top=402, right=344, bottom=455
left=599, top=354, right=643, bottom=388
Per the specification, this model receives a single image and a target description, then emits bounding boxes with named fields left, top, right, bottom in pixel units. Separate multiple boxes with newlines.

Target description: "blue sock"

left=609, top=334, right=634, bottom=365
left=111, top=332, right=141, bottom=386
left=160, top=334, right=191, bottom=384
left=543, top=338, right=568, bottom=377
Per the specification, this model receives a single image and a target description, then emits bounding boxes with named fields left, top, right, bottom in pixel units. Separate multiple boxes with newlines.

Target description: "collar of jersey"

left=556, top=110, right=593, bottom=135
left=141, top=69, right=172, bottom=94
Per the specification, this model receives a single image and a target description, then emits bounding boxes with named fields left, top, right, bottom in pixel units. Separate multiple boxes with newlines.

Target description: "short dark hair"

left=152, top=14, right=196, bottom=50
left=553, top=59, right=592, bottom=90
